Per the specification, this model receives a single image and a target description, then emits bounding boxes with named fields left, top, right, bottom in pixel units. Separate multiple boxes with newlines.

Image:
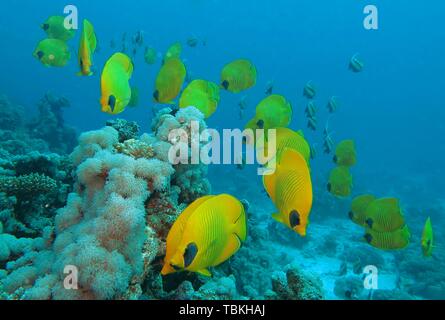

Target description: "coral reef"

left=0, top=95, right=25, bottom=131
left=106, top=119, right=140, bottom=143
left=228, top=215, right=290, bottom=299
left=340, top=243, right=386, bottom=272
left=0, top=98, right=350, bottom=301
left=0, top=173, right=57, bottom=197
left=394, top=236, right=445, bottom=300
left=268, top=263, right=324, bottom=300
left=114, top=139, right=155, bottom=159
left=333, top=275, right=365, bottom=300
left=0, top=95, right=48, bottom=158
left=150, top=107, right=211, bottom=204
left=0, top=93, right=77, bottom=158
left=0, top=150, right=73, bottom=238
left=27, top=93, right=77, bottom=155
left=0, top=107, right=215, bottom=300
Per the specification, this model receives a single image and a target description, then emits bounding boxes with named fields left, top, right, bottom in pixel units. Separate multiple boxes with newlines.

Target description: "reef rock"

left=270, top=263, right=324, bottom=300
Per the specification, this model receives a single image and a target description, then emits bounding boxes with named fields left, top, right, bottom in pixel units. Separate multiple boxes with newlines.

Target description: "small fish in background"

left=323, top=136, right=334, bottom=154
left=144, top=46, right=157, bottom=65
left=132, top=47, right=138, bottom=58
left=238, top=95, right=248, bottom=119
left=186, top=36, right=199, bottom=48
left=121, top=32, right=129, bottom=53
left=33, top=39, right=71, bottom=67
left=263, top=148, right=313, bottom=237
left=265, top=80, right=274, bottom=95
left=307, top=116, right=317, bottom=131
left=310, top=144, right=317, bottom=160
left=100, top=53, right=134, bottom=114
left=333, top=140, right=357, bottom=167
left=351, top=258, right=362, bottom=274
left=305, top=101, right=317, bottom=118
left=349, top=194, right=376, bottom=227
left=364, top=225, right=411, bottom=250
left=41, top=15, right=76, bottom=41
left=77, top=19, right=97, bottom=76
left=303, top=81, right=317, bottom=99
left=132, top=30, right=144, bottom=47
left=327, top=166, right=353, bottom=197
left=179, top=79, right=220, bottom=118
left=364, top=198, right=406, bottom=232
left=323, top=121, right=334, bottom=154
left=220, top=59, right=257, bottom=93
left=161, top=194, right=247, bottom=277
left=349, top=53, right=364, bottom=73
left=236, top=151, right=247, bottom=170
left=327, top=96, right=339, bottom=113
left=153, top=57, right=186, bottom=104
left=421, top=217, right=434, bottom=257
left=110, top=39, right=116, bottom=49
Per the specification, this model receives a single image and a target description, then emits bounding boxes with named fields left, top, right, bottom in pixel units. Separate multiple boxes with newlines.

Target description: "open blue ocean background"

left=0, top=0, right=444, bottom=300
left=1, top=0, right=444, bottom=184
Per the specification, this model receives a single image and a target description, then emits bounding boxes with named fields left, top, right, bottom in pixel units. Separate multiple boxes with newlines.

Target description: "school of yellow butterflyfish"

left=33, top=15, right=435, bottom=277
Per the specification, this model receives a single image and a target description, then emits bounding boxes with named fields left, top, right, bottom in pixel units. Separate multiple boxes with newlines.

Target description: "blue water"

left=0, top=0, right=444, bottom=300
left=2, top=0, right=444, bottom=172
